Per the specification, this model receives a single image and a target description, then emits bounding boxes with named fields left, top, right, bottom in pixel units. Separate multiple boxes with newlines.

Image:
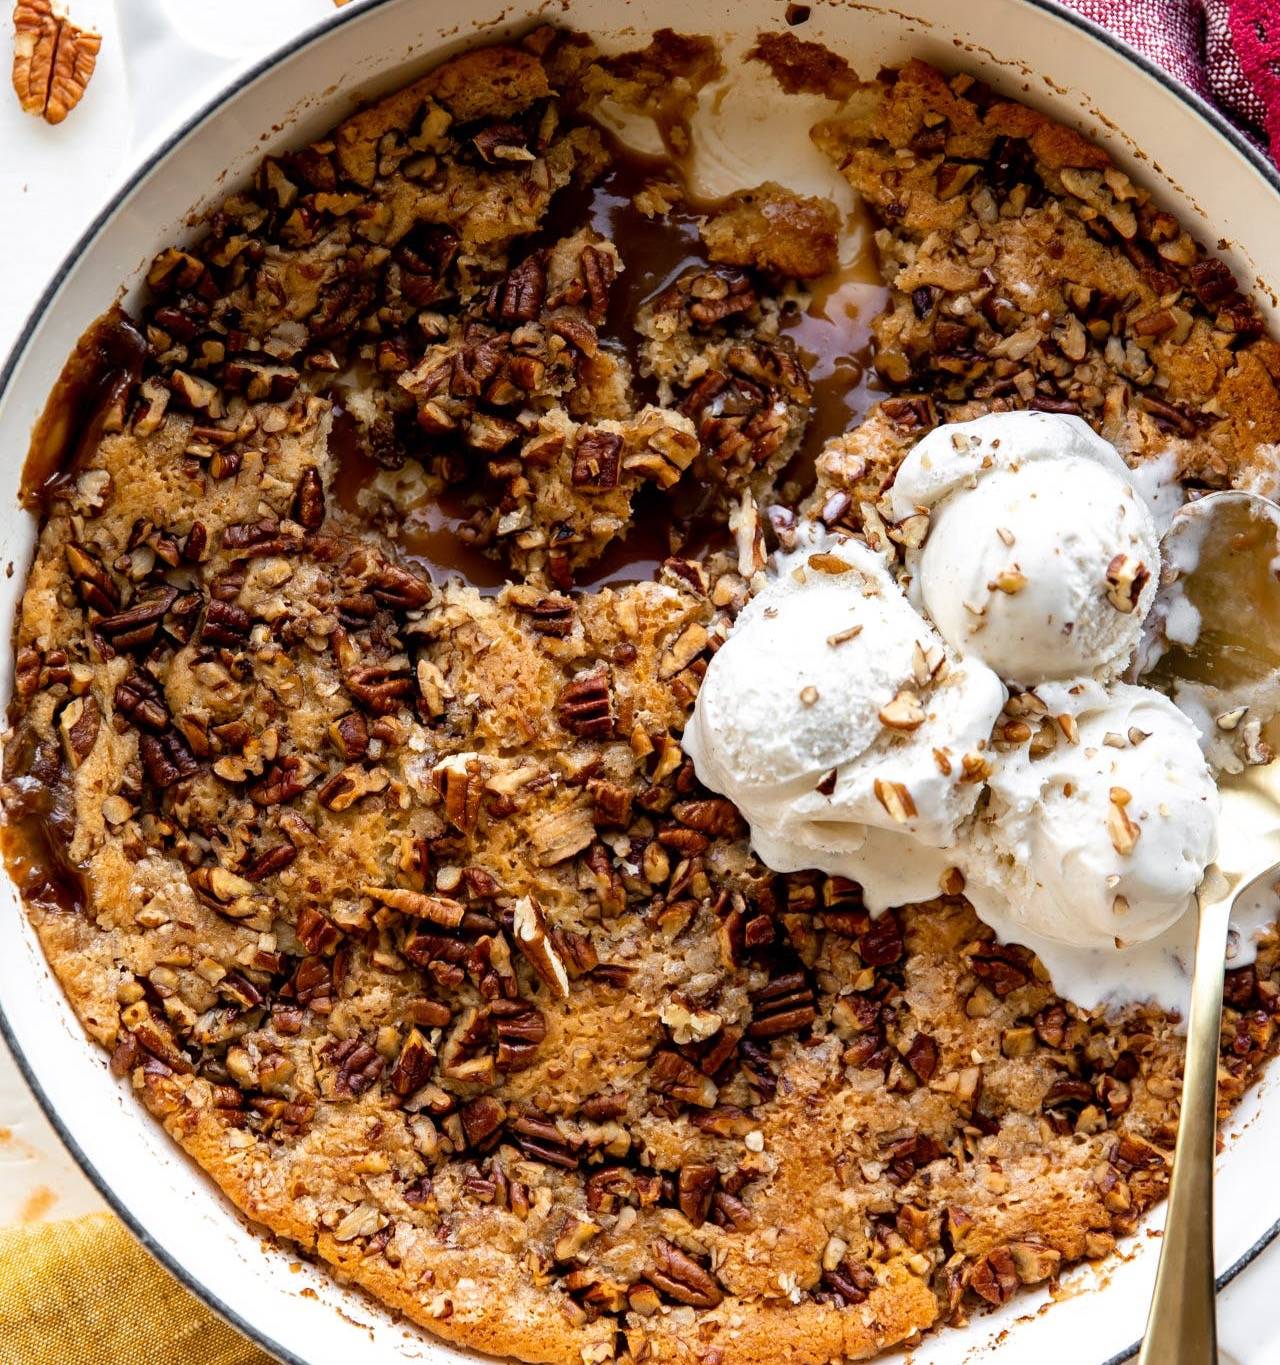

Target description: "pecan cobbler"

left=6, top=27, right=1280, bottom=1364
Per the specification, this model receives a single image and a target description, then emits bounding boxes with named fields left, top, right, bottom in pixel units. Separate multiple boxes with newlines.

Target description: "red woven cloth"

left=1063, top=0, right=1280, bottom=160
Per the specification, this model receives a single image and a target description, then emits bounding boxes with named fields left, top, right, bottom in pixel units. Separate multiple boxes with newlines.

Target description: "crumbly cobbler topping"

left=6, top=28, right=1280, bottom=1365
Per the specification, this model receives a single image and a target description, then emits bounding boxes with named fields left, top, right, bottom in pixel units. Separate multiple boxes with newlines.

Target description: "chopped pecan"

left=1189, top=256, right=1240, bottom=309
left=249, top=754, right=315, bottom=806
left=879, top=395, right=936, bottom=432
left=1104, top=552, right=1150, bottom=615
left=289, top=956, right=333, bottom=1012
left=316, top=763, right=388, bottom=811
left=904, top=1031, right=939, bottom=1082
left=1007, top=1239, right=1061, bottom=1285
left=646, top=1239, right=723, bottom=1308
left=13, top=646, right=40, bottom=702
left=295, top=905, right=342, bottom=954
left=120, top=1000, right=191, bottom=1074
left=969, top=943, right=1033, bottom=996
left=858, top=910, right=904, bottom=967
left=389, top=1028, right=436, bottom=1096
left=970, top=1247, right=1019, bottom=1306
left=883, top=1133, right=943, bottom=1183
left=823, top=1257, right=877, bottom=1305
left=330, top=712, right=369, bottom=760
left=57, top=695, right=100, bottom=768
left=65, top=543, right=119, bottom=613
left=677, top=1163, right=718, bottom=1227
left=328, top=1036, right=384, bottom=1097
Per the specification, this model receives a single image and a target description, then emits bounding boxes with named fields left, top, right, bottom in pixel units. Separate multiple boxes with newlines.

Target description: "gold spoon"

left=1138, top=491, right=1280, bottom=1364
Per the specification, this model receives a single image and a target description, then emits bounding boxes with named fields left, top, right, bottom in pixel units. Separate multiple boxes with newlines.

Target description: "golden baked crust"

left=6, top=31, right=1280, bottom=1365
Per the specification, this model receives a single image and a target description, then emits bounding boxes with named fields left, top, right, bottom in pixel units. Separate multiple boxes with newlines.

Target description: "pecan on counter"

left=11, top=0, right=99, bottom=124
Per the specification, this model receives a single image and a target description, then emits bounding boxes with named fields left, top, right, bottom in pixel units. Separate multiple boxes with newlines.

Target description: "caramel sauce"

left=1153, top=498, right=1280, bottom=690
left=7, top=315, right=144, bottom=915
left=0, top=725, right=84, bottom=917
left=0, top=813, right=83, bottom=916
left=20, top=309, right=147, bottom=514
left=779, top=241, right=888, bottom=474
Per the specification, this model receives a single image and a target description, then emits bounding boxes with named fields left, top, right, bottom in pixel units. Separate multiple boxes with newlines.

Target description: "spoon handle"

left=1136, top=889, right=1234, bottom=1365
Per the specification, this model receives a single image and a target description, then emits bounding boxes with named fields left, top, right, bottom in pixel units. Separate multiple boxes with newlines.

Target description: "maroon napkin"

left=1065, top=0, right=1280, bottom=160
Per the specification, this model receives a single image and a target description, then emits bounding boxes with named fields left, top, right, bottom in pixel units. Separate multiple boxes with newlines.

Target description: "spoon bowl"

left=1138, top=490, right=1280, bottom=1365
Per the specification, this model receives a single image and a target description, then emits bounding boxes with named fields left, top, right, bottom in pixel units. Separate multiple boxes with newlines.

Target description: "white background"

left=1, top=1, right=1279, bottom=1359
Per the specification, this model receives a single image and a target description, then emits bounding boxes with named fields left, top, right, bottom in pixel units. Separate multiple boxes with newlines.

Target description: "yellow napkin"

left=0, top=1212, right=278, bottom=1364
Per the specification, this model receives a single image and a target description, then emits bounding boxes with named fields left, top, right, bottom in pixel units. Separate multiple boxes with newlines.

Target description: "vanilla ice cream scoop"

left=683, top=530, right=1006, bottom=909
left=966, top=680, right=1218, bottom=953
left=888, top=411, right=1160, bottom=686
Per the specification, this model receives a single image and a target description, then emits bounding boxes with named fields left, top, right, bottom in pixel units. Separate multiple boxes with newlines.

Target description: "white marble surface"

left=2, top=2, right=1280, bottom=1359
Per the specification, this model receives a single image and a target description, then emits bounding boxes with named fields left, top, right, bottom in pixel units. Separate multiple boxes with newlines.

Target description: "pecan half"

left=558, top=670, right=614, bottom=739
left=200, top=598, right=251, bottom=646
left=509, top=1111, right=579, bottom=1168
left=12, top=0, right=100, bottom=125
left=518, top=594, right=575, bottom=638
left=649, top=1050, right=718, bottom=1108
left=492, top=999, right=547, bottom=1072
left=115, top=669, right=169, bottom=731
left=138, top=729, right=198, bottom=789
left=96, top=587, right=178, bottom=651
left=361, top=885, right=465, bottom=928
left=646, top=1239, right=723, bottom=1308
left=512, top=895, right=569, bottom=999
left=489, top=255, right=546, bottom=323
left=292, top=466, right=326, bottom=530
left=571, top=429, right=622, bottom=491
left=345, top=662, right=414, bottom=715
left=748, top=971, right=816, bottom=1038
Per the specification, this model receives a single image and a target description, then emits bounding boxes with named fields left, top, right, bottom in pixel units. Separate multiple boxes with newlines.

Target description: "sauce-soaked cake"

left=6, top=28, right=1280, bottom=1365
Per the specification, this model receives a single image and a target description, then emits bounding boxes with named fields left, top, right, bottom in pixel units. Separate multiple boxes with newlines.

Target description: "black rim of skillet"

left=0, top=1, right=1277, bottom=1361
